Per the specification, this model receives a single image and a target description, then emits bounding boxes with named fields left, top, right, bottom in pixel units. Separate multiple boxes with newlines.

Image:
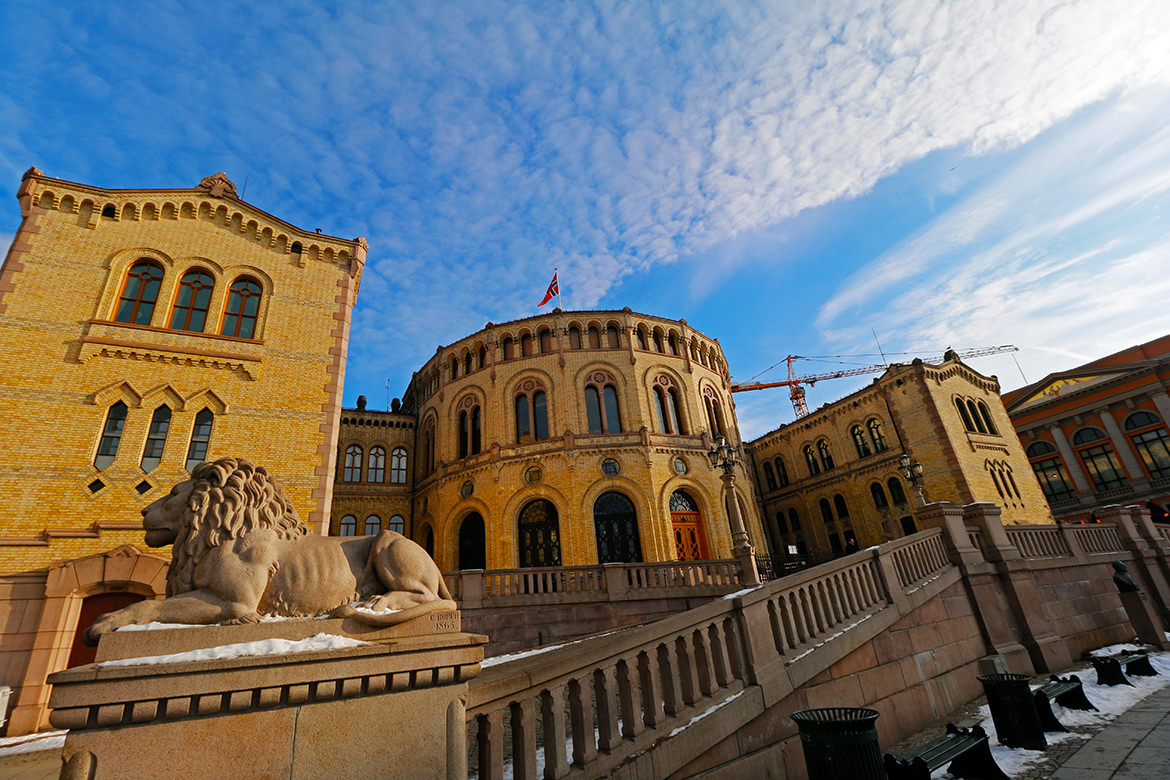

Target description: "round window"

left=672, top=457, right=688, bottom=475
left=460, top=480, right=474, bottom=498
left=525, top=466, right=543, bottom=484
left=601, top=458, right=620, bottom=477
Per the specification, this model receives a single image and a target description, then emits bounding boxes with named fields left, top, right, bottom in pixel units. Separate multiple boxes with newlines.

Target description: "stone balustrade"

left=1005, top=524, right=1073, bottom=558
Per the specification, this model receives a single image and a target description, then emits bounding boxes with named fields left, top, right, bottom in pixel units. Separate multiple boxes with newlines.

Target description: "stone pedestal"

left=48, top=613, right=485, bottom=780
left=1119, top=591, right=1170, bottom=651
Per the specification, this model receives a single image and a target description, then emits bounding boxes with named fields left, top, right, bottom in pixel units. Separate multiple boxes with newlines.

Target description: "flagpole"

left=556, top=266, right=563, bottom=310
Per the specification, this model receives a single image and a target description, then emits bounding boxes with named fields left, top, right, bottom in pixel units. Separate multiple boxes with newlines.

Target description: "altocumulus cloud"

left=2, top=1, right=1168, bottom=390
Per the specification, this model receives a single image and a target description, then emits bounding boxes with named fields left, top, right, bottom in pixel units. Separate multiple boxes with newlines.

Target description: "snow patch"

left=0, top=730, right=67, bottom=758
left=115, top=621, right=198, bottom=632
left=787, top=612, right=875, bottom=664
left=722, top=586, right=763, bottom=600
left=482, top=628, right=629, bottom=668
left=668, top=691, right=746, bottom=737
left=98, top=633, right=367, bottom=667
left=352, top=605, right=403, bottom=616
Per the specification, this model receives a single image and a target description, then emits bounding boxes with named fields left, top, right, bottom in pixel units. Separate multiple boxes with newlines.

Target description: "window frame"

left=168, top=268, right=215, bottom=332
left=343, top=444, right=363, bottom=482
left=220, top=276, right=263, bottom=339
left=115, top=260, right=165, bottom=326
left=367, top=446, right=386, bottom=483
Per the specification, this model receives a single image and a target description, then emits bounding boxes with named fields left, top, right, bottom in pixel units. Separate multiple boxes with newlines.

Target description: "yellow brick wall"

left=0, top=171, right=362, bottom=576
left=330, top=406, right=415, bottom=534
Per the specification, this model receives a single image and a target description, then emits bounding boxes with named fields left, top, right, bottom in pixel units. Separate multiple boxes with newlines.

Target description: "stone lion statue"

left=86, top=458, right=455, bottom=642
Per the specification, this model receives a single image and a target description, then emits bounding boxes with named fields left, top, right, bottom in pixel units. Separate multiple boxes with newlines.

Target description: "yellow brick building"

left=334, top=310, right=766, bottom=571
left=746, top=355, right=1052, bottom=559
left=0, top=168, right=363, bottom=734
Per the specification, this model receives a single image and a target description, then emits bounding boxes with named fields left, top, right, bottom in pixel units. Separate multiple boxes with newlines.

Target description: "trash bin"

left=791, top=707, right=884, bottom=780
left=977, top=673, right=1047, bottom=750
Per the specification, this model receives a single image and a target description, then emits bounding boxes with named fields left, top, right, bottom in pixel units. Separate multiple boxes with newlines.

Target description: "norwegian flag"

left=538, top=272, right=559, bottom=307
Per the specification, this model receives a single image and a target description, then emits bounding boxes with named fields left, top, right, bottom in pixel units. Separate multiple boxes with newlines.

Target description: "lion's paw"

left=221, top=612, right=261, bottom=625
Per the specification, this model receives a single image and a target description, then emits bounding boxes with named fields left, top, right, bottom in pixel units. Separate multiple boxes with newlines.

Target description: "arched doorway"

left=594, top=491, right=642, bottom=563
left=67, top=591, right=146, bottom=668
left=518, top=499, right=561, bottom=567
left=457, top=512, right=486, bottom=569
left=670, top=489, right=708, bottom=560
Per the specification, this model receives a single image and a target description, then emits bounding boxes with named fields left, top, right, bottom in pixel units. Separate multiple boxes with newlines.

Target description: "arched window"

left=1074, top=427, right=1126, bottom=490
left=851, top=425, right=871, bottom=458
left=339, top=515, right=357, bottom=536
left=343, top=445, right=363, bottom=482
left=538, top=328, right=552, bottom=353
left=364, top=515, right=382, bottom=535
left=458, top=512, right=486, bottom=569
left=449, top=356, right=459, bottom=381
left=518, top=499, right=562, bottom=567
left=887, top=477, right=908, bottom=505
left=168, top=269, right=215, bottom=331
left=457, top=401, right=482, bottom=458
left=221, top=277, right=262, bottom=338
left=520, top=333, right=533, bottom=357
left=833, top=494, right=850, bottom=519
left=290, top=241, right=302, bottom=255
left=763, top=462, right=777, bottom=491
left=478, top=345, right=487, bottom=367
left=568, top=326, right=582, bottom=349
left=1028, top=443, right=1075, bottom=500
left=115, top=260, right=164, bottom=325
left=388, top=515, right=405, bottom=534
left=967, top=400, right=987, bottom=433
left=652, top=329, right=665, bottom=353
left=502, top=336, right=515, bottom=361
left=1026, top=440, right=1057, bottom=458
left=389, top=447, right=408, bottom=484
left=651, top=378, right=685, bottom=434
left=871, top=482, right=888, bottom=509
left=667, top=332, right=679, bottom=355
left=185, top=408, right=214, bottom=471
left=804, top=445, right=820, bottom=476
left=868, top=419, right=887, bottom=452
left=606, top=324, right=621, bottom=349
left=587, top=325, right=602, bottom=349
left=704, top=392, right=725, bottom=437
left=1128, top=413, right=1170, bottom=479
left=421, top=525, right=435, bottom=556
left=976, top=402, right=997, bottom=434
left=420, top=419, right=435, bottom=477
left=955, top=398, right=975, bottom=432
left=464, top=352, right=473, bottom=375
left=634, top=327, right=647, bottom=350
left=367, top=446, right=386, bottom=482
left=775, top=457, right=789, bottom=487
left=594, top=491, right=642, bottom=563
left=817, top=439, right=834, bottom=470
left=1073, top=427, right=1106, bottom=446
left=139, top=405, right=171, bottom=472
left=515, top=385, right=548, bottom=444
left=94, top=401, right=128, bottom=470
left=585, top=373, right=621, bottom=434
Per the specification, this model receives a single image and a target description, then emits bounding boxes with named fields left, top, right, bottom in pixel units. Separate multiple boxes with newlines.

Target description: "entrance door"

left=669, top=489, right=708, bottom=560
left=594, top=491, right=642, bottom=563
left=68, top=592, right=145, bottom=668
left=458, top=512, right=486, bottom=569
left=518, top=499, right=561, bottom=567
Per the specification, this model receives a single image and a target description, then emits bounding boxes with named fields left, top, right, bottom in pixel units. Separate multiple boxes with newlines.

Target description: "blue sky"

left=2, top=1, right=1169, bottom=439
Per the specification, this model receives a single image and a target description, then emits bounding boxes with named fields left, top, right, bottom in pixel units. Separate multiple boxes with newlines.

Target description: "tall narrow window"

left=871, top=483, right=888, bottom=509
left=367, top=446, right=386, bottom=482
left=705, top=396, right=725, bottom=437
left=602, top=386, right=621, bottom=433
left=458, top=411, right=469, bottom=458
left=185, top=408, right=214, bottom=471
left=967, top=400, right=986, bottom=433
left=521, top=333, right=533, bottom=356
left=343, top=445, right=363, bottom=482
left=851, top=425, right=871, bottom=458
left=115, top=260, right=164, bottom=325
left=586, top=386, right=603, bottom=434
left=868, top=419, right=887, bottom=451
left=666, top=388, right=684, bottom=434
left=221, top=277, right=262, bottom=338
left=390, top=447, right=407, bottom=483
left=464, top=352, right=472, bottom=375
left=887, top=477, right=908, bottom=505
left=653, top=388, right=670, bottom=433
left=804, top=445, right=820, bottom=476
left=168, top=269, right=215, bottom=331
left=471, top=406, right=482, bottom=453
left=587, top=326, right=601, bottom=349
left=568, top=326, right=582, bottom=349
left=515, top=394, right=530, bottom=443
left=422, top=420, right=435, bottom=476
left=763, top=462, right=777, bottom=491
left=817, top=439, right=834, bottom=470
left=502, top=337, right=515, bottom=360
left=652, top=330, right=664, bottom=352
left=94, top=401, right=128, bottom=470
left=584, top=373, right=621, bottom=434
left=458, top=401, right=482, bottom=457
left=606, top=324, right=621, bottom=349
left=775, top=457, right=789, bottom=486
left=977, top=402, right=998, bottom=435
left=635, top=328, right=647, bottom=350
left=139, top=405, right=171, bottom=472
left=449, top=356, right=458, bottom=381
left=538, top=329, right=552, bottom=353
left=955, top=398, right=975, bottom=432
left=1127, top=411, right=1170, bottom=479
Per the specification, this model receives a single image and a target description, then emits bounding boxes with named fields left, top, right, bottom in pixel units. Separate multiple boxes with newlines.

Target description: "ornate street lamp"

left=897, top=452, right=928, bottom=507
left=707, top=435, right=760, bottom=585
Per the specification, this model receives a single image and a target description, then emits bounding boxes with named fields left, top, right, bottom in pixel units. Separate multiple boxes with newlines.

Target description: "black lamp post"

left=707, top=435, right=760, bottom=585
left=897, top=452, right=928, bottom=507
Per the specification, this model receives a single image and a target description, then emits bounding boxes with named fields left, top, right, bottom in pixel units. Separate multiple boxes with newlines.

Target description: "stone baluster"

left=693, top=628, right=717, bottom=698
left=722, top=618, right=745, bottom=680
left=674, top=635, right=700, bottom=706
left=510, top=698, right=539, bottom=780
left=638, top=650, right=666, bottom=728
left=477, top=710, right=506, bottom=780
left=657, top=642, right=684, bottom=716
left=707, top=624, right=732, bottom=687
left=617, top=657, right=644, bottom=738
left=541, top=686, right=569, bottom=779
left=593, top=666, right=622, bottom=752
left=568, top=676, right=596, bottom=767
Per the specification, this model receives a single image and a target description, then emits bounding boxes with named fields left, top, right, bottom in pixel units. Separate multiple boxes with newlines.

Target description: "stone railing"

left=445, top=559, right=745, bottom=609
left=1070, top=523, right=1125, bottom=555
left=1005, top=525, right=1072, bottom=559
left=1156, top=524, right=1170, bottom=543
left=464, top=527, right=957, bottom=779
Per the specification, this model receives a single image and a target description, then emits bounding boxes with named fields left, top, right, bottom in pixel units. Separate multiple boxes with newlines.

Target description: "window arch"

left=775, top=457, right=789, bottom=487
left=388, top=515, right=405, bottom=534
left=1026, top=440, right=1057, bottom=458
left=867, top=419, right=887, bottom=452
left=515, top=380, right=549, bottom=444
left=887, top=477, right=908, bottom=505
left=634, top=327, right=647, bottom=350
left=115, top=260, right=165, bottom=325
left=538, top=328, right=553, bottom=353
left=966, top=400, right=987, bottom=433
left=1028, top=443, right=1075, bottom=500
left=763, top=462, right=777, bottom=491
left=343, top=445, right=363, bottom=482
left=339, top=515, right=357, bottom=536
left=389, top=447, right=408, bottom=484
left=594, top=491, right=642, bottom=563
left=502, top=336, right=515, bottom=361
left=871, top=482, right=888, bottom=509
left=652, top=329, right=665, bottom=353
left=478, top=344, right=487, bottom=368
left=702, top=387, right=725, bottom=437
left=606, top=324, right=621, bottom=349
left=457, top=398, right=483, bottom=458
left=976, top=402, right=997, bottom=434
left=464, top=351, right=473, bottom=375
left=568, top=325, right=582, bottom=349
left=364, top=515, right=382, bottom=535
left=449, top=355, right=459, bottom=381
left=651, top=376, right=685, bottom=434
left=804, top=444, right=820, bottom=476
left=584, top=371, right=622, bottom=434
left=185, top=408, right=214, bottom=471
left=420, top=419, right=435, bottom=477
left=140, top=405, right=171, bottom=472
left=1072, top=427, right=1107, bottom=446
left=833, top=493, right=850, bottom=519
left=518, top=499, right=562, bottom=567
left=367, top=446, right=386, bottom=483
left=94, top=401, right=128, bottom=470
left=851, top=425, right=871, bottom=458
left=221, top=277, right=262, bottom=338
left=169, top=269, right=215, bottom=331
left=817, top=439, right=834, bottom=470
left=520, top=332, right=533, bottom=357
left=1126, top=411, right=1161, bottom=430
left=955, top=397, right=976, bottom=432
left=587, top=325, right=602, bottom=349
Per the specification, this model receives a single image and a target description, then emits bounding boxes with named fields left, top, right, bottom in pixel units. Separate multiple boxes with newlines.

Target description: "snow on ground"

left=722, top=585, right=763, bottom=600
left=936, top=639, right=1170, bottom=778
left=351, top=605, right=402, bottom=616
left=668, top=690, right=746, bottom=737
left=0, top=730, right=66, bottom=758
left=98, top=633, right=368, bottom=667
left=115, top=621, right=199, bottom=631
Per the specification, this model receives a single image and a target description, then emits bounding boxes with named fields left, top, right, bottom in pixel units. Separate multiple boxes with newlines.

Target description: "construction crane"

left=730, top=345, right=1019, bottom=418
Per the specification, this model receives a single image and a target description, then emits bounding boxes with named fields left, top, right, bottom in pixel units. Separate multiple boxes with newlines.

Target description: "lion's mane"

left=167, top=457, right=308, bottom=596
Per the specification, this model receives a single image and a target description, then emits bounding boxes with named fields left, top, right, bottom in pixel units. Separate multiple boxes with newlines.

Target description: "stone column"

left=1050, top=427, right=1092, bottom=494
left=1100, top=410, right=1146, bottom=486
left=1151, top=394, right=1170, bottom=425
left=721, top=472, right=760, bottom=586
